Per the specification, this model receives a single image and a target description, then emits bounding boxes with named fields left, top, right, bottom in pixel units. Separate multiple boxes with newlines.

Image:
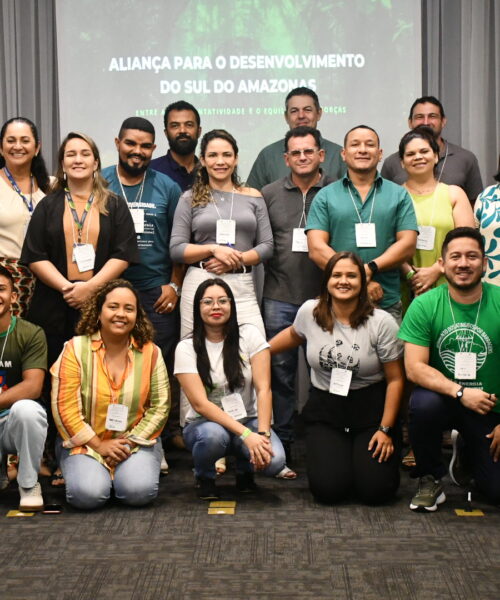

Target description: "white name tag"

left=221, top=392, right=247, bottom=420
left=72, top=243, right=95, bottom=272
left=216, top=219, right=236, bottom=245
left=454, top=352, right=476, bottom=380
left=329, top=368, right=353, bottom=396
left=416, top=225, right=436, bottom=251
left=292, top=228, right=308, bottom=252
left=355, top=223, right=376, bottom=247
left=130, top=208, right=144, bottom=234
left=105, top=403, right=129, bottom=432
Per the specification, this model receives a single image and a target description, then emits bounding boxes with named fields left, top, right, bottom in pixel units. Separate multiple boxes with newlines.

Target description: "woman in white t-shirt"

left=174, top=278, right=285, bottom=500
left=269, top=251, right=404, bottom=505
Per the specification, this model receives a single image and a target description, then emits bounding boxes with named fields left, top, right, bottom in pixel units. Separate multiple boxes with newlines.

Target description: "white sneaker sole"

left=409, top=491, right=446, bottom=512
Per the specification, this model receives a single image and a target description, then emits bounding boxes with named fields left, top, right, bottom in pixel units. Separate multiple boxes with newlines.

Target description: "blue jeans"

left=409, top=386, right=500, bottom=503
left=56, top=438, right=163, bottom=510
left=0, top=400, right=47, bottom=488
left=263, top=297, right=302, bottom=444
left=183, top=417, right=286, bottom=479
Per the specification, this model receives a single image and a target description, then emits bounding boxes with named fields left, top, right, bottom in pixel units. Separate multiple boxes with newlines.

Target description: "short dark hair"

left=494, top=154, right=500, bottom=183
left=118, top=117, right=155, bottom=141
left=0, top=265, right=14, bottom=291
left=398, top=125, right=439, bottom=160
left=284, top=126, right=321, bottom=152
left=285, top=87, right=320, bottom=112
left=343, top=125, right=380, bottom=147
left=409, top=96, right=445, bottom=120
left=442, top=227, right=485, bottom=258
left=163, top=101, right=200, bottom=129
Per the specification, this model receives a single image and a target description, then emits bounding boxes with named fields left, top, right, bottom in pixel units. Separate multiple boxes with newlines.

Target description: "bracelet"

left=239, top=428, right=251, bottom=441
left=406, top=270, right=416, bottom=280
left=168, top=282, right=181, bottom=297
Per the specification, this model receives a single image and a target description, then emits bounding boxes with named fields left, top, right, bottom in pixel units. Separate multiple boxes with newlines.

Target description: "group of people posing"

left=0, top=86, right=499, bottom=513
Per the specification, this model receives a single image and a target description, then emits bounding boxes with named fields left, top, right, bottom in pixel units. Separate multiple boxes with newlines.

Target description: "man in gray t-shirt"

left=261, top=126, right=334, bottom=460
left=381, top=95, right=483, bottom=205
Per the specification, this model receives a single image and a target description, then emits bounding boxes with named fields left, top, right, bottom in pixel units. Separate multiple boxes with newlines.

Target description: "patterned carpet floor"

left=1, top=441, right=499, bottom=600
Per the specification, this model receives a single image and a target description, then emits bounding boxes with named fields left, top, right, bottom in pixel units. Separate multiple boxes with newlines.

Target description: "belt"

left=192, top=262, right=252, bottom=273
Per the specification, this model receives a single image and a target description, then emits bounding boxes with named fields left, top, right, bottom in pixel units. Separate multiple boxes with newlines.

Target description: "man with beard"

left=102, top=117, right=184, bottom=452
left=399, top=227, right=500, bottom=511
left=381, top=96, right=483, bottom=205
left=150, top=101, right=201, bottom=191
left=306, top=125, right=418, bottom=322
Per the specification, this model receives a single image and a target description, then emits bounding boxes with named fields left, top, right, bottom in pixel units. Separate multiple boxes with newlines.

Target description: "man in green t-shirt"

left=0, top=266, right=47, bottom=511
left=399, top=227, right=500, bottom=511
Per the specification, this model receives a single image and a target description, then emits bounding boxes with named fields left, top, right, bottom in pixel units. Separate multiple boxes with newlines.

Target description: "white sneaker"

left=160, top=448, right=169, bottom=475
left=18, top=481, right=44, bottom=512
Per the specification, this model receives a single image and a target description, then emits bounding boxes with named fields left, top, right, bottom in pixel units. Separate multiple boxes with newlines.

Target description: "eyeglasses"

left=200, top=297, right=231, bottom=306
left=286, top=148, right=318, bottom=158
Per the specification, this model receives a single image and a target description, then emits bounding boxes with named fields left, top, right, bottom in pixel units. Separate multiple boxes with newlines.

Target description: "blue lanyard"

left=65, top=189, right=94, bottom=243
left=3, top=167, right=34, bottom=214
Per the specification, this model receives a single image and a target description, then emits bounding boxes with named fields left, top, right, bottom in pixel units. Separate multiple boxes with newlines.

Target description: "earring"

left=63, top=172, right=67, bottom=181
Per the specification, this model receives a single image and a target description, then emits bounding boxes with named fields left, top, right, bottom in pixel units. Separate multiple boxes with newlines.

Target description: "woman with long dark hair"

left=269, top=252, right=404, bottom=504
left=169, top=129, right=273, bottom=339
left=174, top=278, right=285, bottom=499
left=0, top=117, right=51, bottom=315
left=51, top=279, right=169, bottom=509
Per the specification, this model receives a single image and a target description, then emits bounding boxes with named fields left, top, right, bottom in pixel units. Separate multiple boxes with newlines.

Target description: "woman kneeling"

left=51, top=279, right=169, bottom=510
left=270, top=252, right=403, bottom=505
left=175, top=278, right=285, bottom=500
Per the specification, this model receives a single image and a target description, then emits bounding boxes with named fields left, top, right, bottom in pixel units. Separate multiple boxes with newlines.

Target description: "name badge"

left=130, top=208, right=144, bottom=234
left=329, top=368, right=352, bottom=396
left=73, top=243, right=95, bottom=272
left=454, top=352, right=476, bottom=380
left=216, top=219, right=236, bottom=245
left=221, top=392, right=247, bottom=420
left=416, top=225, right=436, bottom=251
left=355, top=223, right=376, bottom=247
left=292, top=228, right=308, bottom=252
left=105, top=403, right=129, bottom=432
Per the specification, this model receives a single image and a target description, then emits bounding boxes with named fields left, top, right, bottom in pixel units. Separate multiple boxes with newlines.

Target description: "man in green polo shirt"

left=0, top=266, right=47, bottom=511
left=306, top=125, right=418, bottom=322
left=399, top=227, right=500, bottom=511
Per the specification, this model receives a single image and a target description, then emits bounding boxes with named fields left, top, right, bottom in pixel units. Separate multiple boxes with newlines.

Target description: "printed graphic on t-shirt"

left=0, top=369, right=8, bottom=393
left=437, top=322, right=492, bottom=375
left=318, top=339, right=360, bottom=374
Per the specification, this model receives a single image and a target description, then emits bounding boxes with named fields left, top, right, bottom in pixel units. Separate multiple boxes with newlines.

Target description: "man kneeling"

left=399, top=227, right=500, bottom=511
left=0, top=266, right=47, bottom=511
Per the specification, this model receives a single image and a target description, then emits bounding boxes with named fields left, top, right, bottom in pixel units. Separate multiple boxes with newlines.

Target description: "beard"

left=445, top=269, right=483, bottom=292
left=118, top=155, right=149, bottom=177
left=168, top=134, right=198, bottom=156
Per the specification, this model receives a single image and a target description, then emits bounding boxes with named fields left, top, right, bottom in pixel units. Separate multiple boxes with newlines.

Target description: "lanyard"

left=0, top=318, right=13, bottom=363
left=437, top=143, right=449, bottom=184
left=211, top=189, right=235, bottom=221
left=347, top=182, right=377, bottom=224
left=3, top=167, right=34, bottom=214
left=115, top=166, right=146, bottom=206
left=65, top=189, right=94, bottom=244
left=447, top=289, right=483, bottom=352
left=298, top=192, right=307, bottom=228
left=332, top=318, right=358, bottom=370
left=98, top=345, right=132, bottom=404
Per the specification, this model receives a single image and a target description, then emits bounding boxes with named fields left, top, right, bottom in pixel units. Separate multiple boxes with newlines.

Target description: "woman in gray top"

left=170, top=129, right=272, bottom=340
left=269, top=251, right=404, bottom=504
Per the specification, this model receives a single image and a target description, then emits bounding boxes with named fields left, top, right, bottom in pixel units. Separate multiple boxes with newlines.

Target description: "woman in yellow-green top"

left=398, top=126, right=474, bottom=297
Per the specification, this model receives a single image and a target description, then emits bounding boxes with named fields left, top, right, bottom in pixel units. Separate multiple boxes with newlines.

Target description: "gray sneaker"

left=19, top=481, right=44, bottom=512
left=409, top=475, right=446, bottom=512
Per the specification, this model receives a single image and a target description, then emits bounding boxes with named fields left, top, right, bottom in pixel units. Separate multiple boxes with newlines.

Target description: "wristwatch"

left=378, top=425, right=392, bottom=435
left=258, top=431, right=271, bottom=438
left=455, top=386, right=464, bottom=400
left=368, top=260, right=379, bottom=274
left=168, top=282, right=181, bottom=297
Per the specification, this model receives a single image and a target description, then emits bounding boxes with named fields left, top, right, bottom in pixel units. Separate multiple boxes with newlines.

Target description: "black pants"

left=303, top=382, right=401, bottom=505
